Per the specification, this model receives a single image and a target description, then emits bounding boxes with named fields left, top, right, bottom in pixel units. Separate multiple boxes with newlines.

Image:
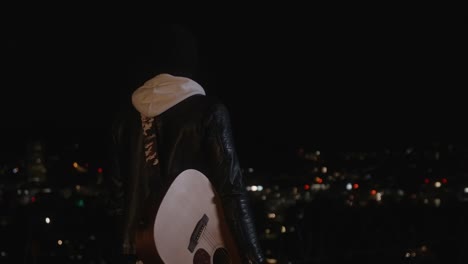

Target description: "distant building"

left=26, top=140, right=47, bottom=184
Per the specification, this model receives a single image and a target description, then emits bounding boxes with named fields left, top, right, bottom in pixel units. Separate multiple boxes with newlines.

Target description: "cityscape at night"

left=2, top=138, right=468, bottom=263
left=1, top=5, right=467, bottom=264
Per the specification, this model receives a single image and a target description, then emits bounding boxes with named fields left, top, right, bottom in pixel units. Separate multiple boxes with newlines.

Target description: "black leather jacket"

left=106, top=95, right=265, bottom=263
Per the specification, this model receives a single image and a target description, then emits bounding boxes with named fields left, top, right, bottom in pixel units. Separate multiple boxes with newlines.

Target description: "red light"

left=97, top=168, right=103, bottom=174
left=442, top=178, right=448, bottom=184
left=424, top=178, right=430, bottom=184
left=31, top=196, right=36, bottom=203
left=315, top=177, right=323, bottom=184
left=370, top=189, right=377, bottom=195
left=353, top=183, right=359, bottom=189
left=304, top=184, right=310, bottom=190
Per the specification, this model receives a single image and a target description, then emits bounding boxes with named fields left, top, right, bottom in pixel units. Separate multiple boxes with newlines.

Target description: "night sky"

left=1, top=7, right=467, bottom=165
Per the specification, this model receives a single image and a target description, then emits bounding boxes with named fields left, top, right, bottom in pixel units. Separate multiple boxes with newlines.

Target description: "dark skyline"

left=2, top=10, right=467, bottom=161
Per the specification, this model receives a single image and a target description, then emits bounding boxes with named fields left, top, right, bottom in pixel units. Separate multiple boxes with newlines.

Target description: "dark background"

left=1, top=5, right=467, bottom=167
left=1, top=4, right=468, bottom=264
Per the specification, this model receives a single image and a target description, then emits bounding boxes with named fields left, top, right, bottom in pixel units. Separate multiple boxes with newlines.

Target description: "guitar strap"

left=141, top=115, right=160, bottom=167
left=140, top=115, right=165, bottom=220
left=133, top=115, right=166, bottom=263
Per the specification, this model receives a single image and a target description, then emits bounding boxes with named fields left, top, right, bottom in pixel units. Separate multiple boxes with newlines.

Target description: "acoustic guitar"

left=137, top=169, right=242, bottom=264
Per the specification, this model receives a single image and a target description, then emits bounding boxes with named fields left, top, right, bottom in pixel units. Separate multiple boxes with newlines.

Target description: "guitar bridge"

left=188, top=214, right=209, bottom=252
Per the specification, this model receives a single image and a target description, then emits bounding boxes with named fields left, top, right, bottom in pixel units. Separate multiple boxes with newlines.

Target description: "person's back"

left=105, top=23, right=265, bottom=264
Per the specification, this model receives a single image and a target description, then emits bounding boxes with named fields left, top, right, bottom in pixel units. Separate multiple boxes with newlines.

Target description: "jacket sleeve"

left=205, top=102, right=265, bottom=264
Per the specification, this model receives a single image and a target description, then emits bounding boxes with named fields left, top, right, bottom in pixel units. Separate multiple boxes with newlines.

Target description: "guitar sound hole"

left=213, top=247, right=230, bottom=264
left=193, top=248, right=210, bottom=264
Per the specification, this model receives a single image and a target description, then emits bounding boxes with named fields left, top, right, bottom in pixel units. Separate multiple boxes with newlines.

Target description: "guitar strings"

left=202, top=229, right=230, bottom=259
left=201, top=232, right=216, bottom=249
left=201, top=234, right=230, bottom=263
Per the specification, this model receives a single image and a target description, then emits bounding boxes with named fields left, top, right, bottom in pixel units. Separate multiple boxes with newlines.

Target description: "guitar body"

left=145, top=169, right=242, bottom=264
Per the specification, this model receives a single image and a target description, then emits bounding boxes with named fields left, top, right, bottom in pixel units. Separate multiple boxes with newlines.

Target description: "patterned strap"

left=141, top=115, right=159, bottom=166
